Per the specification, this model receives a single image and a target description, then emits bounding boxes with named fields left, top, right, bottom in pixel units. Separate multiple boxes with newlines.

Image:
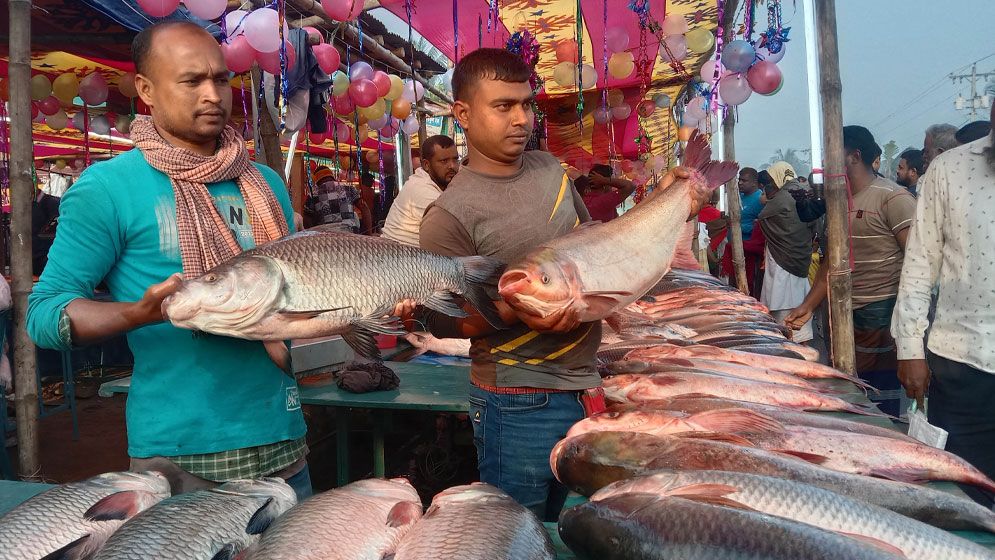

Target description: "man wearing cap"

left=304, top=165, right=371, bottom=233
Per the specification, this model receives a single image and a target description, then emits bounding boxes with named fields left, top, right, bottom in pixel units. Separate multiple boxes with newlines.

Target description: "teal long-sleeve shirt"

left=27, top=149, right=306, bottom=458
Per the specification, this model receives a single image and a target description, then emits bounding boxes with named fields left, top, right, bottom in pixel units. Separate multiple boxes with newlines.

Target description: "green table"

left=100, top=362, right=471, bottom=486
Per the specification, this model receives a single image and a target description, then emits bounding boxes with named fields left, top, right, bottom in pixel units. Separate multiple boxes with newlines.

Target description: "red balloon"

left=636, top=100, right=656, bottom=118
left=313, top=43, right=341, bottom=74
left=302, top=26, right=324, bottom=44
left=30, top=102, right=39, bottom=120
left=371, top=71, right=391, bottom=98
left=555, top=39, right=579, bottom=64
left=255, top=42, right=296, bottom=75
left=223, top=35, right=256, bottom=73
left=309, top=131, right=327, bottom=144
left=320, top=0, right=364, bottom=21
left=348, top=78, right=378, bottom=108
left=332, top=93, right=355, bottom=115
left=746, top=60, right=783, bottom=95
left=38, top=96, right=61, bottom=116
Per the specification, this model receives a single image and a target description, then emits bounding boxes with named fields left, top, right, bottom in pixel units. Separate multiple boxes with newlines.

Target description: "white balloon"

left=579, top=64, right=598, bottom=89
left=757, top=44, right=786, bottom=64
left=402, top=115, right=419, bottom=135
left=224, top=10, right=249, bottom=39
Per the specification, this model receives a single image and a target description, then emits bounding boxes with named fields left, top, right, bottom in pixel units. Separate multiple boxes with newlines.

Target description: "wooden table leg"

left=336, top=409, right=350, bottom=487
left=373, top=412, right=388, bottom=478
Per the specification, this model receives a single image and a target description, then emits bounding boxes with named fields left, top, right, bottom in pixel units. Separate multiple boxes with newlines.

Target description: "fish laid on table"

left=93, top=478, right=296, bottom=560
left=601, top=357, right=824, bottom=390
left=550, top=431, right=995, bottom=533
left=392, top=483, right=554, bottom=560
left=0, top=472, right=170, bottom=560
left=603, top=370, right=883, bottom=415
left=593, top=470, right=994, bottom=560
left=559, top=493, right=904, bottom=560
left=609, top=395, right=917, bottom=442
left=566, top=408, right=783, bottom=440
left=626, top=342, right=867, bottom=385
left=241, top=478, right=423, bottom=560
left=163, top=232, right=504, bottom=360
left=497, top=130, right=738, bottom=323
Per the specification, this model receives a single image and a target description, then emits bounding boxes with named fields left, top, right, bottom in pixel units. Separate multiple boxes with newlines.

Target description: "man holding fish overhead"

left=26, top=22, right=310, bottom=498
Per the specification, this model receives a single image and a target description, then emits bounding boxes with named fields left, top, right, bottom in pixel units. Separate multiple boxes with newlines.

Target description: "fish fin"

left=278, top=307, right=350, bottom=319
left=39, top=535, right=91, bottom=560
left=83, top=490, right=149, bottom=521
left=457, top=256, right=506, bottom=330
left=834, top=532, right=908, bottom=558
left=422, top=291, right=470, bottom=319
left=674, top=431, right=755, bottom=446
left=341, top=328, right=384, bottom=362
left=658, top=357, right=696, bottom=368
left=691, top=409, right=785, bottom=435
left=867, top=467, right=932, bottom=485
left=662, top=483, right=757, bottom=512
left=581, top=291, right=634, bottom=319
left=604, top=313, right=623, bottom=334
left=245, top=497, right=280, bottom=535
left=354, top=315, right=406, bottom=336
left=264, top=340, right=292, bottom=374
left=210, top=543, right=239, bottom=560
left=774, top=450, right=830, bottom=465
left=386, top=500, right=423, bottom=528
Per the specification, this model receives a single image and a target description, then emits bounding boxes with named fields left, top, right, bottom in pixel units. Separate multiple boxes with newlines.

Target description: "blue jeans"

left=468, top=385, right=585, bottom=522
left=284, top=463, right=313, bottom=502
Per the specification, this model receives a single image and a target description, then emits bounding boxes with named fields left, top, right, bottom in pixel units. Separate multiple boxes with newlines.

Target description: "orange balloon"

left=678, top=126, right=696, bottom=141
left=339, top=155, right=353, bottom=170
left=357, top=111, right=369, bottom=126
left=555, top=39, right=578, bottom=64
left=391, top=97, right=412, bottom=120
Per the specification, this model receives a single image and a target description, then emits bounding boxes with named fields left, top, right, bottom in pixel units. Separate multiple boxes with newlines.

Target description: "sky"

left=734, top=0, right=995, bottom=170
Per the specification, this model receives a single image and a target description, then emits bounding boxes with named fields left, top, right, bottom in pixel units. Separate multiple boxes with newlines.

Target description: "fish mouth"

left=497, top=269, right=531, bottom=298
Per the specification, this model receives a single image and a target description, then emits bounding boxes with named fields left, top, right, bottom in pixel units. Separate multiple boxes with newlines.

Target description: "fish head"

left=217, top=477, right=298, bottom=513
left=344, top=478, right=421, bottom=503
left=163, top=256, right=284, bottom=337
left=498, top=249, right=580, bottom=318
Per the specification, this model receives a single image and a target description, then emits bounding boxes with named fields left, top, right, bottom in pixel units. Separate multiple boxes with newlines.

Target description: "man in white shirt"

left=382, top=135, right=460, bottom=246
left=893, top=104, right=995, bottom=507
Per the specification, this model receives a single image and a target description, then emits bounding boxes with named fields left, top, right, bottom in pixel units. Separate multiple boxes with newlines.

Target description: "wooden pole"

left=9, top=0, right=40, bottom=478
left=814, top=0, right=855, bottom=374
left=718, top=0, right=748, bottom=293
left=251, top=67, right=285, bottom=177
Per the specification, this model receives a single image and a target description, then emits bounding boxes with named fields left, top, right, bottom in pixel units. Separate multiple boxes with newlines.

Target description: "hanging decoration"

left=506, top=30, right=545, bottom=142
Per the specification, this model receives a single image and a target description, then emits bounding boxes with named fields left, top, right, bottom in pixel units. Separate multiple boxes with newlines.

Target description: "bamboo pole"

left=814, top=0, right=855, bottom=374
left=718, top=0, right=748, bottom=293
left=9, top=0, right=39, bottom=478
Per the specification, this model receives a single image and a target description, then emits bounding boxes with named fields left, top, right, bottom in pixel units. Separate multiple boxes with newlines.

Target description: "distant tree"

left=767, top=148, right=812, bottom=179
left=881, top=140, right=899, bottom=178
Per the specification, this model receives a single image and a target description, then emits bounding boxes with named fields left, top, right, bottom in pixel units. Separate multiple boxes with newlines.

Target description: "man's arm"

left=784, top=259, right=829, bottom=330
left=892, top=170, right=942, bottom=406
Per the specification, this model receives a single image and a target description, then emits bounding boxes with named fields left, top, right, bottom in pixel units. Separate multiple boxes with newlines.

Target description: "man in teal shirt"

left=738, top=167, right=763, bottom=239
left=27, top=22, right=309, bottom=497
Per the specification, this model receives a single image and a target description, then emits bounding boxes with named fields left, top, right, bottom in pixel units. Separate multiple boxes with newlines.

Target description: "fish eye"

left=541, top=274, right=550, bottom=285
left=204, top=273, right=218, bottom=283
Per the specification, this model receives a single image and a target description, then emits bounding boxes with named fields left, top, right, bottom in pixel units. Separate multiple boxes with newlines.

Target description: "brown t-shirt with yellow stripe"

left=419, top=151, right=602, bottom=391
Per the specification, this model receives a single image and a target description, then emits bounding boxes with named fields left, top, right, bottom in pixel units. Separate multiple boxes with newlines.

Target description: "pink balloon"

left=380, top=117, right=401, bottom=137
left=332, top=93, right=355, bottom=115
left=348, top=78, right=378, bottom=108
left=78, top=73, right=109, bottom=106
left=371, top=71, right=391, bottom=98
left=38, top=96, right=61, bottom=116
left=321, top=0, right=364, bottom=21
left=183, top=0, right=226, bottom=20
left=612, top=104, right=632, bottom=120
left=223, top=35, right=256, bottom=73
left=313, top=43, right=341, bottom=74
left=757, top=44, right=786, bottom=64
left=137, top=0, right=179, bottom=17
left=684, top=95, right=708, bottom=121
left=746, top=60, right=783, bottom=95
left=660, top=35, right=688, bottom=63
left=699, top=60, right=724, bottom=83
left=224, top=10, right=249, bottom=38
left=349, top=61, right=374, bottom=82
left=605, top=27, right=630, bottom=53
left=369, top=114, right=389, bottom=130
left=719, top=73, right=753, bottom=106
left=593, top=107, right=610, bottom=125
left=244, top=8, right=282, bottom=53
left=401, top=115, right=419, bottom=135
left=334, top=121, right=352, bottom=141
left=303, top=26, right=324, bottom=44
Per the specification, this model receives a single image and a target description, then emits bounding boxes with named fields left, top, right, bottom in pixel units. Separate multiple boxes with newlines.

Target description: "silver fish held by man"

left=241, top=478, right=423, bottom=560
left=592, top=470, right=995, bottom=560
left=497, top=130, right=738, bottom=323
left=163, top=232, right=504, bottom=360
left=559, top=493, right=904, bottom=560
left=92, top=478, right=296, bottom=560
left=391, top=483, right=555, bottom=560
left=0, top=471, right=170, bottom=560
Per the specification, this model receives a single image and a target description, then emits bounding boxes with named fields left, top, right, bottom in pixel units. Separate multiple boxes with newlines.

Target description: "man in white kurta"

left=382, top=135, right=460, bottom=246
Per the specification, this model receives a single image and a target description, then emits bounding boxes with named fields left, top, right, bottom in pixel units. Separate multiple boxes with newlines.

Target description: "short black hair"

left=956, top=120, right=991, bottom=144
left=757, top=170, right=775, bottom=189
left=421, top=135, right=456, bottom=160
left=132, top=21, right=209, bottom=76
left=899, top=149, right=924, bottom=175
left=739, top=167, right=758, bottom=180
left=573, top=175, right=591, bottom=194
left=452, top=48, right=532, bottom=102
left=590, top=164, right=613, bottom=177
left=360, top=171, right=375, bottom=185
left=842, top=125, right=880, bottom=167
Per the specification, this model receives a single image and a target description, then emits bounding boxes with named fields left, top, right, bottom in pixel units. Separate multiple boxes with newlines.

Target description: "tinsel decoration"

left=506, top=30, right=546, bottom=138
left=277, top=0, right=288, bottom=132
left=453, top=0, right=459, bottom=61
left=487, top=0, right=499, bottom=36
left=759, top=1, right=790, bottom=54
left=478, top=15, right=483, bottom=49
left=0, top=100, right=9, bottom=209
left=574, top=0, right=584, bottom=128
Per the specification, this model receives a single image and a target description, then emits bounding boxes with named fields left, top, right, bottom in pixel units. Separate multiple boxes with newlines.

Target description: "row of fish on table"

left=0, top=473, right=557, bottom=560
left=551, top=268, right=995, bottom=559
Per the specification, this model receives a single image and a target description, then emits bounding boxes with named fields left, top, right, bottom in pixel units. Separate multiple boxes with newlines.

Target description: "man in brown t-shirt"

left=787, top=126, right=915, bottom=416
left=414, top=48, right=600, bottom=521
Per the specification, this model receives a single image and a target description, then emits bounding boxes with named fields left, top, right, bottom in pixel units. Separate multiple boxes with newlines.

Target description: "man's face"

left=896, top=157, right=915, bottom=187
left=738, top=171, right=758, bottom=194
left=136, top=26, right=232, bottom=149
left=422, top=145, right=460, bottom=189
left=453, top=78, right=534, bottom=165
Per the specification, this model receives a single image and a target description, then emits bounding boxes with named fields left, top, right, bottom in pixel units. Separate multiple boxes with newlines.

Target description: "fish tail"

left=682, top=130, right=740, bottom=189
left=458, top=256, right=507, bottom=329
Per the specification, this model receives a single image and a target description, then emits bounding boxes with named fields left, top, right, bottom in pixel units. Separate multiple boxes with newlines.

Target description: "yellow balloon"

left=608, top=52, right=635, bottom=79
left=552, top=61, right=575, bottom=88
left=607, top=88, right=625, bottom=108
left=360, top=98, right=386, bottom=121
left=685, top=28, right=716, bottom=54
left=332, top=72, right=350, bottom=97
left=52, top=73, right=78, bottom=104
left=30, top=75, right=52, bottom=101
left=385, top=75, right=404, bottom=101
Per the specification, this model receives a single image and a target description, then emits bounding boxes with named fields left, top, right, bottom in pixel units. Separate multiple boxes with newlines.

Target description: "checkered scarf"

left=130, top=116, right=289, bottom=278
